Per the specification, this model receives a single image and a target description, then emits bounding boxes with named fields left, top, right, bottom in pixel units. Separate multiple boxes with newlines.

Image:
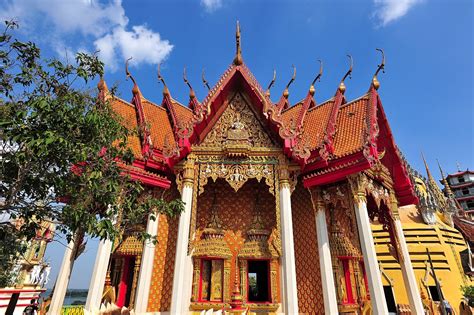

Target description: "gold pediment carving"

left=200, top=92, right=277, bottom=154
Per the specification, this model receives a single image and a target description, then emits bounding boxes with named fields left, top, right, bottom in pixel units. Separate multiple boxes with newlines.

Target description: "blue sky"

left=1, top=0, right=472, bottom=289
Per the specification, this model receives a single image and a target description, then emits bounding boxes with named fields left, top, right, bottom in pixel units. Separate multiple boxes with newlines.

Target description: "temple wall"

left=291, top=182, right=324, bottom=314
left=147, top=184, right=180, bottom=312
left=373, top=205, right=473, bottom=313
left=194, top=178, right=280, bottom=301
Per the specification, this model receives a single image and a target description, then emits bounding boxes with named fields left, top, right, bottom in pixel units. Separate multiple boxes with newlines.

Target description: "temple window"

left=199, top=259, right=224, bottom=302
left=247, top=260, right=270, bottom=302
left=341, top=259, right=355, bottom=304
left=428, top=286, right=441, bottom=301
left=383, top=286, right=397, bottom=313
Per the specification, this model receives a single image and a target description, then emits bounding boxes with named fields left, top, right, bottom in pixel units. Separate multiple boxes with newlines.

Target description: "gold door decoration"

left=210, top=260, right=224, bottom=301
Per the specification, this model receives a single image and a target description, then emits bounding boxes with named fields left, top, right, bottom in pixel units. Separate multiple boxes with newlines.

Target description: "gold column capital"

left=183, top=154, right=197, bottom=185
left=348, top=173, right=368, bottom=204
left=308, top=187, right=326, bottom=213
left=389, top=190, right=400, bottom=220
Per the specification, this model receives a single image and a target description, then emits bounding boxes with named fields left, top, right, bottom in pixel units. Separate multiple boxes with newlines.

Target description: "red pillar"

left=117, top=257, right=130, bottom=307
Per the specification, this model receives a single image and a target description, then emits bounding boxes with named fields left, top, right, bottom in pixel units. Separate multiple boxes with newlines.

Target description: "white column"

left=84, top=238, right=113, bottom=312
left=394, top=219, right=424, bottom=314
left=48, top=239, right=76, bottom=314
left=171, top=158, right=195, bottom=315
left=315, top=206, right=339, bottom=314
left=353, top=197, right=389, bottom=315
left=134, top=214, right=160, bottom=314
left=279, top=182, right=299, bottom=314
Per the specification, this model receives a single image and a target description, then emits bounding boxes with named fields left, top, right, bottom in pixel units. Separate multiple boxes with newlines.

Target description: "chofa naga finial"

left=201, top=68, right=211, bottom=91
left=183, top=67, right=195, bottom=99
left=338, top=54, right=353, bottom=94
left=283, top=65, right=296, bottom=98
left=265, top=69, right=276, bottom=97
left=125, top=57, right=140, bottom=95
left=309, top=59, right=323, bottom=96
left=372, top=48, right=385, bottom=90
left=157, top=63, right=170, bottom=96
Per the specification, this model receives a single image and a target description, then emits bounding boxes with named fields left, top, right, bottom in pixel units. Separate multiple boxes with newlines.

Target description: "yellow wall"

left=372, top=206, right=473, bottom=313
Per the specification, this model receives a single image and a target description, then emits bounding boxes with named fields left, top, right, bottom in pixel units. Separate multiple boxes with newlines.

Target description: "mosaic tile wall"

left=291, top=183, right=324, bottom=314
left=147, top=185, right=180, bottom=312
left=195, top=178, right=280, bottom=301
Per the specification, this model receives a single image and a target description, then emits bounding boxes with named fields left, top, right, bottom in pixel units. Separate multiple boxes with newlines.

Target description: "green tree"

left=0, top=21, right=183, bottom=286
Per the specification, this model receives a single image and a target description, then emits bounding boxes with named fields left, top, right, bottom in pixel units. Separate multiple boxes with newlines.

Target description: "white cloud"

left=201, top=0, right=223, bottom=12
left=0, top=0, right=173, bottom=71
left=373, top=0, right=424, bottom=26
left=94, top=26, right=173, bottom=71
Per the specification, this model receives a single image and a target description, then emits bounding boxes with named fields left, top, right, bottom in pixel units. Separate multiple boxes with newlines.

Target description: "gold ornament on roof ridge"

left=283, top=65, right=296, bottom=98
left=233, top=21, right=243, bottom=66
left=183, top=67, right=195, bottom=99
left=157, top=63, right=169, bottom=95
left=372, top=48, right=385, bottom=90
left=309, top=59, right=323, bottom=96
left=125, top=57, right=140, bottom=95
left=339, top=54, right=353, bottom=94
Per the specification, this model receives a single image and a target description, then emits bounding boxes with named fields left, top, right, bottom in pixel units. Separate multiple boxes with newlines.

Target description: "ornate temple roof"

left=101, top=23, right=417, bottom=206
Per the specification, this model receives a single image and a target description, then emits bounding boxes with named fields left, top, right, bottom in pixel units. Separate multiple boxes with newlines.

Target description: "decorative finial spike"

left=201, top=68, right=211, bottom=91
left=265, top=69, right=276, bottom=97
left=233, top=21, right=243, bottom=65
left=372, top=48, right=385, bottom=90
left=125, top=57, right=139, bottom=95
left=338, top=54, right=353, bottom=94
left=283, top=65, right=296, bottom=98
left=310, top=59, right=323, bottom=96
left=183, top=67, right=195, bottom=99
left=157, top=63, right=169, bottom=96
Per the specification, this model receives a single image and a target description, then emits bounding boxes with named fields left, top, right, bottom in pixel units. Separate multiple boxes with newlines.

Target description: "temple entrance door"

left=116, top=256, right=135, bottom=308
left=247, top=260, right=270, bottom=302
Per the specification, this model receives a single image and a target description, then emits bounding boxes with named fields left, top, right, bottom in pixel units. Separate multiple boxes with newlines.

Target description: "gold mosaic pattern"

left=195, top=179, right=279, bottom=302
left=291, top=183, right=324, bottom=314
left=147, top=186, right=180, bottom=312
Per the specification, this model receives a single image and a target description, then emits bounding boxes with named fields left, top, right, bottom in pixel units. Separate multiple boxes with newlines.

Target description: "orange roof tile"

left=110, top=98, right=142, bottom=158
left=142, top=99, right=176, bottom=150
left=301, top=99, right=334, bottom=149
left=281, top=103, right=302, bottom=127
left=170, top=100, right=194, bottom=126
left=332, top=96, right=369, bottom=157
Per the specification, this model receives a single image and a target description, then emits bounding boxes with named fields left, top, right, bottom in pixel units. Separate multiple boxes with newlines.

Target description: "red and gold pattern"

left=291, top=183, right=324, bottom=314
left=194, top=179, right=280, bottom=305
left=147, top=186, right=180, bottom=312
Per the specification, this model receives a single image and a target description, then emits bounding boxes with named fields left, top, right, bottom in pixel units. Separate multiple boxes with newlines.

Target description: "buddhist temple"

left=51, top=24, right=472, bottom=315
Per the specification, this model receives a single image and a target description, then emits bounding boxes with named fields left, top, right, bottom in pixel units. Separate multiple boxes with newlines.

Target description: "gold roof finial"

left=437, top=159, right=454, bottom=196
left=183, top=67, right=195, bottom=99
left=338, top=54, right=353, bottom=94
left=283, top=65, right=296, bottom=98
left=372, top=48, right=385, bottom=90
left=125, top=57, right=140, bottom=95
left=265, top=69, right=276, bottom=97
left=157, top=63, right=169, bottom=96
left=233, top=21, right=243, bottom=65
left=97, top=74, right=107, bottom=91
left=309, top=59, right=323, bottom=96
left=201, top=68, right=211, bottom=91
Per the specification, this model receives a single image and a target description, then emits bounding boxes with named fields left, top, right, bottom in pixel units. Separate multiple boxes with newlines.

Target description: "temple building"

left=443, top=169, right=474, bottom=219
left=50, top=24, right=473, bottom=315
left=0, top=219, right=54, bottom=315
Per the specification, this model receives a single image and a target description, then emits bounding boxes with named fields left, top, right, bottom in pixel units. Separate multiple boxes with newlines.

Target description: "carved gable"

left=199, top=92, right=277, bottom=152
